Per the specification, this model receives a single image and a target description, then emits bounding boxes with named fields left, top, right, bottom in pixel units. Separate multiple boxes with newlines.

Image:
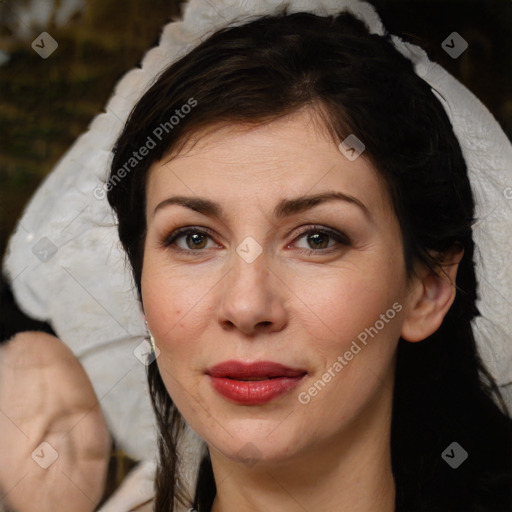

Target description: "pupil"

left=188, top=233, right=206, bottom=249
left=309, top=233, right=327, bottom=249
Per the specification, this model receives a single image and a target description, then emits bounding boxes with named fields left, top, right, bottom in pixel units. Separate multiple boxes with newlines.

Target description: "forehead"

left=145, top=108, right=392, bottom=220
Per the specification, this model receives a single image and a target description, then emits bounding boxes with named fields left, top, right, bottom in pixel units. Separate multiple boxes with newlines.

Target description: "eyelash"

left=161, top=225, right=351, bottom=256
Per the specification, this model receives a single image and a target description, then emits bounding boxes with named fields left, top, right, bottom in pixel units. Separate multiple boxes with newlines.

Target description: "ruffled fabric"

left=391, top=35, right=512, bottom=388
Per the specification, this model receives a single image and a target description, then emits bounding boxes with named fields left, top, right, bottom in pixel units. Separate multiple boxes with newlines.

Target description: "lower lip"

left=208, top=375, right=305, bottom=405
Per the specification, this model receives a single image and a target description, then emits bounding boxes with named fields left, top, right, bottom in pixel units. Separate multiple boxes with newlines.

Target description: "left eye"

left=294, top=230, right=339, bottom=251
left=291, top=227, right=351, bottom=255
left=162, top=226, right=350, bottom=254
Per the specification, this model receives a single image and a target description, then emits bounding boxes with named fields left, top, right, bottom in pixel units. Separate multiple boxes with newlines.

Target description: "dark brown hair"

left=107, top=8, right=512, bottom=511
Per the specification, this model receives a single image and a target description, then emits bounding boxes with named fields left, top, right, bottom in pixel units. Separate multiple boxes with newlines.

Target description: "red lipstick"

left=206, top=360, right=307, bottom=405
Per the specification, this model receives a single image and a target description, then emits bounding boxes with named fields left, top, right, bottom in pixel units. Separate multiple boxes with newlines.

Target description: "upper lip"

left=206, top=360, right=307, bottom=379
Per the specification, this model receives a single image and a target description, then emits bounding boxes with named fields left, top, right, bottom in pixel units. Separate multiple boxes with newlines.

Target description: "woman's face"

left=142, top=108, right=413, bottom=468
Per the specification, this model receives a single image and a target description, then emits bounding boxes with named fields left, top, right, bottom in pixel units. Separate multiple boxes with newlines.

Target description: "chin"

left=207, top=427, right=303, bottom=467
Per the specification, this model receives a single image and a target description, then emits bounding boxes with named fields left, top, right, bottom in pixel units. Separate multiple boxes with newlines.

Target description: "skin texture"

left=0, top=332, right=111, bottom=512
left=141, top=108, right=462, bottom=512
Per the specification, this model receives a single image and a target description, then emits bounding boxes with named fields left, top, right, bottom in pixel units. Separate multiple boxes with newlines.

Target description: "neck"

left=209, top=371, right=396, bottom=512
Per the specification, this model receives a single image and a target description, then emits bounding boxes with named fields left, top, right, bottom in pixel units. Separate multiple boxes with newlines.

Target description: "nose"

left=217, top=250, right=288, bottom=337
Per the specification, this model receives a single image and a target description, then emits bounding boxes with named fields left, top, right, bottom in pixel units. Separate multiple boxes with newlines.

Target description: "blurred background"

left=0, top=0, right=511, bottom=505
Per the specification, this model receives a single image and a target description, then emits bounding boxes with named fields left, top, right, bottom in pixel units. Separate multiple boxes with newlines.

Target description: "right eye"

left=162, top=226, right=219, bottom=253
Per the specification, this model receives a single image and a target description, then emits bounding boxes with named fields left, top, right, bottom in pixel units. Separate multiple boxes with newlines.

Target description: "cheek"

left=141, top=258, right=215, bottom=362
left=294, top=260, right=404, bottom=402
left=291, top=259, right=402, bottom=344
left=296, top=281, right=401, bottom=425
left=142, top=266, right=208, bottom=406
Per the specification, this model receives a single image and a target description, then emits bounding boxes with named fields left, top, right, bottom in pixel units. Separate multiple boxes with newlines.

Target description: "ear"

left=401, top=245, right=464, bottom=343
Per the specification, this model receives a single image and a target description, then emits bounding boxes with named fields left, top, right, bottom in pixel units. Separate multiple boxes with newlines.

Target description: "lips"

left=206, top=360, right=307, bottom=405
left=206, top=360, right=306, bottom=379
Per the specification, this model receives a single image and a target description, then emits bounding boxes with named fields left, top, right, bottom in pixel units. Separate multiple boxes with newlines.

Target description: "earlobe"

left=401, top=246, right=464, bottom=343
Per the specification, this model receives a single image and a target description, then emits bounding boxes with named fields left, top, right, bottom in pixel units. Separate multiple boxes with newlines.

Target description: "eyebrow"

left=153, top=191, right=370, bottom=221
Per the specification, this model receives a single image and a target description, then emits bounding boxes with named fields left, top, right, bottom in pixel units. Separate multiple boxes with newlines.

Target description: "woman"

left=104, top=6, right=512, bottom=512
